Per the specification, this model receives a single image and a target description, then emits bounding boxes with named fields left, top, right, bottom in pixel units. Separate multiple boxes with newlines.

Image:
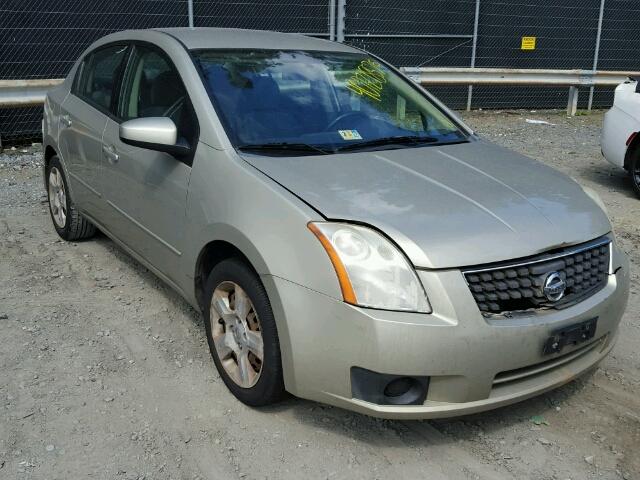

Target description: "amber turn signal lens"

left=307, top=222, right=357, bottom=304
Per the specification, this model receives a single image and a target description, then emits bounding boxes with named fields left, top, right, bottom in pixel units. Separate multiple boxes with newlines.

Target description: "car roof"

left=152, top=27, right=361, bottom=53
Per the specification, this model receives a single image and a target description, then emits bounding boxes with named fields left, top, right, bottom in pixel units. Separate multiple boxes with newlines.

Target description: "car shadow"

left=91, top=231, right=204, bottom=327
left=579, top=162, right=637, bottom=200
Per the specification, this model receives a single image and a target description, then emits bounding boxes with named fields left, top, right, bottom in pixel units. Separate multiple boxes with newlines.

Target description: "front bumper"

left=264, top=244, right=630, bottom=419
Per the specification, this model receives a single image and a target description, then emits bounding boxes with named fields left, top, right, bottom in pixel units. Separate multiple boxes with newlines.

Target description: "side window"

left=76, top=45, right=128, bottom=112
left=120, top=46, right=198, bottom=150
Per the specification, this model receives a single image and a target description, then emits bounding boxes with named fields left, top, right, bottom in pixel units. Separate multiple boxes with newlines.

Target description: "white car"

left=602, top=78, right=640, bottom=197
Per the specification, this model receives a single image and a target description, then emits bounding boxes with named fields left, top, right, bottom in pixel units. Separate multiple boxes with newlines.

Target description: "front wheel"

left=203, top=258, right=285, bottom=406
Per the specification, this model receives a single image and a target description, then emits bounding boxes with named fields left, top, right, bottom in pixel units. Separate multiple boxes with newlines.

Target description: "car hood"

left=242, top=139, right=612, bottom=269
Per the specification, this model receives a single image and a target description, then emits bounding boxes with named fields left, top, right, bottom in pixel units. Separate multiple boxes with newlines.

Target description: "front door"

left=98, top=44, right=198, bottom=281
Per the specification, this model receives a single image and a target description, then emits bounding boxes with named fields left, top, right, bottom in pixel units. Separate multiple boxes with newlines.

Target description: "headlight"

left=308, top=222, right=431, bottom=313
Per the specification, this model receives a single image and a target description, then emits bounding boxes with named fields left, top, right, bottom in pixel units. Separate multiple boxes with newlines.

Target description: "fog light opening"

left=384, top=377, right=413, bottom=397
left=383, top=377, right=423, bottom=405
left=350, top=367, right=429, bottom=406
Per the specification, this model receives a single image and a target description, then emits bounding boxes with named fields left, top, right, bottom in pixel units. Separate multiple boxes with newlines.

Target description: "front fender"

left=183, top=143, right=343, bottom=305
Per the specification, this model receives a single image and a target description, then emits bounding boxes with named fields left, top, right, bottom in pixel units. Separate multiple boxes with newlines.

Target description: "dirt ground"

left=1, top=110, right=638, bottom=480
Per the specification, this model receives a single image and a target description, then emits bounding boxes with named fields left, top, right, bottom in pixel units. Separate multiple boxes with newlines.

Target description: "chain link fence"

left=342, top=0, right=640, bottom=110
left=0, top=0, right=332, bottom=143
left=2, top=0, right=640, bottom=143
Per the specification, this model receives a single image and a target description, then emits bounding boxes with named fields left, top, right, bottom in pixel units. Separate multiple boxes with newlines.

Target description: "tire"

left=629, top=152, right=640, bottom=198
left=46, top=156, right=96, bottom=241
left=203, top=258, right=285, bottom=407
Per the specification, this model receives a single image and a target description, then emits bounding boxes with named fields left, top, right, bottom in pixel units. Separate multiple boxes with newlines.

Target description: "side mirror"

left=119, top=117, right=190, bottom=157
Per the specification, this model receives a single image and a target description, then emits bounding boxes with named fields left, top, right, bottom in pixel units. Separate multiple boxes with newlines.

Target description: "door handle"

left=102, top=144, right=120, bottom=164
left=60, top=115, right=72, bottom=128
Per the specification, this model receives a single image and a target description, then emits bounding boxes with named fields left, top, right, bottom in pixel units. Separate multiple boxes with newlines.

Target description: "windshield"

left=192, top=49, right=467, bottom=154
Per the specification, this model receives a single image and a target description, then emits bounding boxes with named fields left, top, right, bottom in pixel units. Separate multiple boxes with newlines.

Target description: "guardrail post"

left=329, top=0, right=336, bottom=41
left=467, top=0, right=481, bottom=111
left=588, top=0, right=606, bottom=110
left=336, top=0, right=346, bottom=42
left=567, top=86, right=579, bottom=116
left=187, top=0, right=194, bottom=28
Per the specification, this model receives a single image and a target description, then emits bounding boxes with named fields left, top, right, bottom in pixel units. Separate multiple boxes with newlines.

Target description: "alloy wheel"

left=210, top=281, right=264, bottom=388
left=48, top=167, right=67, bottom=228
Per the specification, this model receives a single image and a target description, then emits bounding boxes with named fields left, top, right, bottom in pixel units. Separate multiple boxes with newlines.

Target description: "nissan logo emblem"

left=543, top=271, right=567, bottom=302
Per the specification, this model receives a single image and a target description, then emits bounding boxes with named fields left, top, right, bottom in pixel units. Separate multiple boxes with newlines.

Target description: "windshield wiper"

left=237, top=142, right=331, bottom=155
left=334, top=135, right=440, bottom=152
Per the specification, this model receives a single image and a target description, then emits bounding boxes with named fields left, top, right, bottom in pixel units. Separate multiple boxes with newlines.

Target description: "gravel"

left=1, top=110, right=638, bottom=479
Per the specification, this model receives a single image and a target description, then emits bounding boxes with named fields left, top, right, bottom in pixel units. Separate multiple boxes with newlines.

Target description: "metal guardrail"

left=1, top=68, right=639, bottom=115
left=0, top=79, right=63, bottom=108
left=401, top=67, right=637, bottom=86
left=401, top=67, right=640, bottom=115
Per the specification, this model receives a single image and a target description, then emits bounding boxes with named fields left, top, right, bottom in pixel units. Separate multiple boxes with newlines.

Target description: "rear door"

left=58, top=44, right=129, bottom=215
left=98, top=44, right=198, bottom=280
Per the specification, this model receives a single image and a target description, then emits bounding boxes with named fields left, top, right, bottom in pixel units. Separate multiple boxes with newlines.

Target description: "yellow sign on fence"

left=521, top=36, right=536, bottom=50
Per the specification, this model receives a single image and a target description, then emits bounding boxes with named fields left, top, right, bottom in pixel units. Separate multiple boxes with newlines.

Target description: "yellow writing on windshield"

left=346, top=59, right=387, bottom=102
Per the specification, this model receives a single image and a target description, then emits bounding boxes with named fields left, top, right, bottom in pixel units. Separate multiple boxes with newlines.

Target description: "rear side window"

left=75, top=44, right=128, bottom=113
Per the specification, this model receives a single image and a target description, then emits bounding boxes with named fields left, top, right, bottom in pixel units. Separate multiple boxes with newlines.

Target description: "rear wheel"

left=46, top=156, right=96, bottom=241
left=630, top=152, right=640, bottom=198
left=203, top=258, right=285, bottom=406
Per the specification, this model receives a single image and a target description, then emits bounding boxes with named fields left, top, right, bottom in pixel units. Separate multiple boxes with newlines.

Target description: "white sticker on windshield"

left=338, top=129, right=363, bottom=140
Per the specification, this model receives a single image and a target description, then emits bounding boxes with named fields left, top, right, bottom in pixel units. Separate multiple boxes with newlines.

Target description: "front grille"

left=464, top=238, right=610, bottom=315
